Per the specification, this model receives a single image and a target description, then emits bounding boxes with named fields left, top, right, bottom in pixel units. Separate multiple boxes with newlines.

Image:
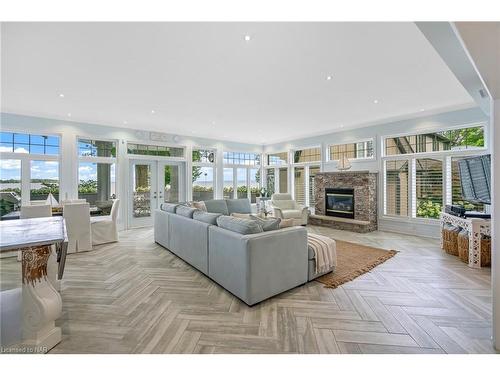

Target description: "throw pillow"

left=193, top=210, right=222, bottom=225
left=216, top=216, right=264, bottom=235
left=175, top=205, right=198, bottom=218
left=279, top=218, right=295, bottom=228
left=191, top=201, right=207, bottom=212
left=249, top=215, right=281, bottom=231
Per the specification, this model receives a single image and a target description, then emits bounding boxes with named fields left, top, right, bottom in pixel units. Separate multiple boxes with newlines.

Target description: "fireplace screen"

left=325, top=188, right=355, bottom=219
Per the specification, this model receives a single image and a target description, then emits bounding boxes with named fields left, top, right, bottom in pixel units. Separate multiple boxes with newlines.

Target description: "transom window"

left=267, top=152, right=288, bottom=166
left=1, top=131, right=60, bottom=155
left=385, top=125, right=485, bottom=156
left=78, top=139, right=116, bottom=157
left=329, top=141, right=374, bottom=161
left=293, top=147, right=321, bottom=163
left=223, top=152, right=260, bottom=166
left=127, top=143, right=184, bottom=157
left=192, top=149, right=215, bottom=163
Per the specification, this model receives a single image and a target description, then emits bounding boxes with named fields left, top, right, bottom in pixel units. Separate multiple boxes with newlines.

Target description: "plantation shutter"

left=415, top=158, right=443, bottom=218
left=385, top=160, right=409, bottom=216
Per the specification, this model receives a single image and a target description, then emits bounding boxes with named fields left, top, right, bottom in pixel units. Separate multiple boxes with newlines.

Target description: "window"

left=127, top=143, right=184, bottom=157
left=0, top=131, right=60, bottom=155
left=249, top=168, right=260, bottom=203
left=267, top=152, right=288, bottom=166
left=415, top=158, right=443, bottom=219
left=236, top=168, right=247, bottom=199
left=78, top=139, right=115, bottom=157
left=192, top=149, right=215, bottom=164
left=78, top=163, right=116, bottom=210
left=266, top=169, right=275, bottom=196
left=451, top=157, right=484, bottom=212
left=293, top=147, right=321, bottom=163
left=0, top=159, right=21, bottom=218
left=279, top=167, right=288, bottom=193
left=77, top=138, right=117, bottom=215
left=384, top=160, right=409, bottom=217
left=223, top=152, right=260, bottom=166
left=192, top=166, right=214, bottom=201
left=329, top=141, right=374, bottom=161
left=309, top=166, right=320, bottom=209
left=385, top=126, right=485, bottom=156
left=294, top=166, right=305, bottom=205
left=223, top=168, right=234, bottom=199
left=30, top=160, right=60, bottom=202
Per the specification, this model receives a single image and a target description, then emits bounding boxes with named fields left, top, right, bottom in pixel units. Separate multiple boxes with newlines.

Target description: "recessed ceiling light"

left=373, top=99, right=379, bottom=104
left=244, top=35, right=251, bottom=41
left=123, top=120, right=128, bottom=124
left=340, top=124, right=344, bottom=128
left=151, top=110, right=155, bottom=114
left=67, top=113, right=71, bottom=117
left=326, top=76, right=332, bottom=81
left=420, top=108, right=425, bottom=112
left=59, top=93, right=65, bottom=98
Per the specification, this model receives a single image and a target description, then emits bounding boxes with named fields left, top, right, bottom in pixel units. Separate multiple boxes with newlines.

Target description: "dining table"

left=0, top=216, right=68, bottom=353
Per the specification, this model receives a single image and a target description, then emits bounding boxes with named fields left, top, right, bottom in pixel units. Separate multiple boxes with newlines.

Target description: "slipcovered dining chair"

left=90, top=199, right=120, bottom=245
left=270, top=193, right=309, bottom=226
left=63, top=202, right=92, bottom=253
left=20, top=204, right=52, bottom=219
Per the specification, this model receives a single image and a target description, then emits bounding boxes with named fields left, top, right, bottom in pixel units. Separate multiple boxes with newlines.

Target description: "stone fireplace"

left=310, top=171, right=378, bottom=233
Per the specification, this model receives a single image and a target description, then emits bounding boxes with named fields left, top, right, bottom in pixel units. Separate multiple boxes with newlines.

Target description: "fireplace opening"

left=325, top=188, right=355, bottom=219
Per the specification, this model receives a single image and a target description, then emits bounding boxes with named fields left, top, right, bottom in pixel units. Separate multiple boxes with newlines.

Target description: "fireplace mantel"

left=311, top=171, right=378, bottom=233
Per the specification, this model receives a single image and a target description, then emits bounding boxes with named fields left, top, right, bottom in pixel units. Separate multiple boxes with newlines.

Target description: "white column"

left=492, top=99, right=500, bottom=350
left=185, top=145, right=193, bottom=201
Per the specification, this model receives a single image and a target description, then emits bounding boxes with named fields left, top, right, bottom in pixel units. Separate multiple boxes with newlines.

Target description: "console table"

left=440, top=212, right=491, bottom=269
left=0, top=217, right=68, bottom=353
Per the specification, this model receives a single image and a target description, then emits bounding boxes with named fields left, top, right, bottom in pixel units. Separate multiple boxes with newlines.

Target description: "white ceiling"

left=1, top=22, right=474, bottom=145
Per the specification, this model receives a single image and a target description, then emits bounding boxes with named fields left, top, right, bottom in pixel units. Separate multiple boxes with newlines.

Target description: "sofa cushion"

left=161, top=202, right=179, bottom=213
left=193, top=210, right=222, bottom=225
left=281, top=209, right=302, bottom=219
left=216, top=215, right=264, bottom=235
left=204, top=199, right=229, bottom=215
left=249, top=215, right=281, bottom=231
left=226, top=198, right=252, bottom=214
left=175, top=205, right=198, bottom=218
left=231, top=212, right=251, bottom=219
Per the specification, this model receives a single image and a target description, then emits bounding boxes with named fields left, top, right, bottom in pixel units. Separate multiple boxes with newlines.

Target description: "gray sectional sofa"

left=154, top=198, right=333, bottom=305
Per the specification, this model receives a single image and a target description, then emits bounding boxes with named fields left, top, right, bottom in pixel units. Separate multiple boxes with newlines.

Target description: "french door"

left=129, top=160, right=185, bottom=228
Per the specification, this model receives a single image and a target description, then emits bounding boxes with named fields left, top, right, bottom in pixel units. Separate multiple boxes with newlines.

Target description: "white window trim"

left=381, top=122, right=488, bottom=158
left=265, top=150, right=290, bottom=167
left=125, top=140, right=187, bottom=161
left=290, top=145, right=322, bottom=166
left=325, top=138, right=376, bottom=163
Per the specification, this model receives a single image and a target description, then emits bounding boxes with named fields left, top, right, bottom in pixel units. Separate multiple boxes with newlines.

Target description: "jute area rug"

left=316, top=239, right=398, bottom=289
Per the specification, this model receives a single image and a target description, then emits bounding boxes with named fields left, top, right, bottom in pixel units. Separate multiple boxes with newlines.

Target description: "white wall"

left=0, top=112, right=262, bottom=230
left=492, top=99, right=500, bottom=350
left=264, top=106, right=490, bottom=238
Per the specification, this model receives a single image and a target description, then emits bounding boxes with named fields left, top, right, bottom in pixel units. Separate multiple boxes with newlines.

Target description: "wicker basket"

left=442, top=224, right=460, bottom=256
left=457, top=229, right=469, bottom=263
left=456, top=231, right=491, bottom=267
left=481, top=237, right=491, bottom=267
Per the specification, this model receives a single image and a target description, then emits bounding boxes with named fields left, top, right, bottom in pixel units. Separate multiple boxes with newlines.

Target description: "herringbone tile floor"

left=0, top=226, right=495, bottom=354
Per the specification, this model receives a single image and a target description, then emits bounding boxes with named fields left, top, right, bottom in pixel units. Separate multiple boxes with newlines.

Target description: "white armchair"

left=90, top=199, right=120, bottom=245
left=270, top=193, right=309, bottom=226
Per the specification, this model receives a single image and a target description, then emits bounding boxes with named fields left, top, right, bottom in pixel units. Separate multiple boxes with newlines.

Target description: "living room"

left=1, top=1, right=499, bottom=373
